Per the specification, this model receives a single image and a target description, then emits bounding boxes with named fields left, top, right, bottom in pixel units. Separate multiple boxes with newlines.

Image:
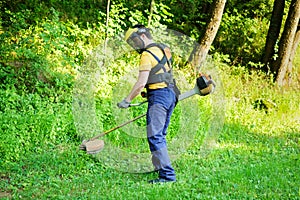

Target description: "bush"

left=0, top=89, right=75, bottom=162
left=215, top=11, right=269, bottom=66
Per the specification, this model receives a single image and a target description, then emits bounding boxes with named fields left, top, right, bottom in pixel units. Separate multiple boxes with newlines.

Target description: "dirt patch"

left=0, top=192, right=11, bottom=198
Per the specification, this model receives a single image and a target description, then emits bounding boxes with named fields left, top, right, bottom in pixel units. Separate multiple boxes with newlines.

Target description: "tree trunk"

left=273, top=0, right=300, bottom=86
left=262, top=0, right=285, bottom=72
left=286, top=21, right=300, bottom=86
left=148, top=0, right=155, bottom=26
left=189, top=0, right=227, bottom=70
left=104, top=0, right=111, bottom=54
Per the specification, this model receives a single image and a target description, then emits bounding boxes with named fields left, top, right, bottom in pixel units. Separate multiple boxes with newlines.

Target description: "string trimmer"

left=79, top=74, right=215, bottom=154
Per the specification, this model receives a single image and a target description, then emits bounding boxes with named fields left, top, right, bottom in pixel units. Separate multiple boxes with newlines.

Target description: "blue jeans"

left=146, top=87, right=176, bottom=181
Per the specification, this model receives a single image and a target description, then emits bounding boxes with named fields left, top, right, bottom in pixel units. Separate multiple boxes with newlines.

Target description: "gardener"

left=117, top=24, right=178, bottom=183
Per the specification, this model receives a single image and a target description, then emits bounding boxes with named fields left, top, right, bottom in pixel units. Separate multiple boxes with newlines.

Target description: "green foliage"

left=1, top=8, right=32, bottom=31
left=215, top=11, right=269, bottom=66
left=225, top=0, right=274, bottom=19
left=147, top=2, right=174, bottom=26
left=0, top=89, right=75, bottom=162
left=0, top=0, right=106, bottom=30
left=164, top=0, right=212, bottom=39
left=0, top=0, right=286, bottom=68
left=98, top=3, right=129, bottom=36
left=0, top=7, right=106, bottom=94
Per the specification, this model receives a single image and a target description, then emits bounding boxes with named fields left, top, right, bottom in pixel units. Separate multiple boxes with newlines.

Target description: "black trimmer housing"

left=196, top=74, right=215, bottom=96
left=178, top=74, right=216, bottom=101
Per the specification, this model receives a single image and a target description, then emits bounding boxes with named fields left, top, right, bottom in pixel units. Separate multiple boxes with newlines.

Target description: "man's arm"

left=125, top=70, right=150, bottom=102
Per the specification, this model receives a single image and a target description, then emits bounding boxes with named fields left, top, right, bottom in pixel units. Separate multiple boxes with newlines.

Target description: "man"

left=117, top=25, right=178, bottom=183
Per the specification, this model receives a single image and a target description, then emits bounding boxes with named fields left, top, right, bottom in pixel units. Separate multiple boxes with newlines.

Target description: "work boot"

left=148, top=178, right=176, bottom=184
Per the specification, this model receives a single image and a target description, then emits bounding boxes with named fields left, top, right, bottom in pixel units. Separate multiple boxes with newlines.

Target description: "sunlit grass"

left=1, top=62, right=299, bottom=199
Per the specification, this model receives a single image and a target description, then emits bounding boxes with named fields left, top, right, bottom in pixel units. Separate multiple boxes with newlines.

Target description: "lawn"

left=1, top=65, right=299, bottom=199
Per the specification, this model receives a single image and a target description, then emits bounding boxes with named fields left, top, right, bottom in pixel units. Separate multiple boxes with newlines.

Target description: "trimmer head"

left=80, top=139, right=105, bottom=154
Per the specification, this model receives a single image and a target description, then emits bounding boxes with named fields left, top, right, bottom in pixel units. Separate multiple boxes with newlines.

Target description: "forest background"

left=0, top=0, right=299, bottom=199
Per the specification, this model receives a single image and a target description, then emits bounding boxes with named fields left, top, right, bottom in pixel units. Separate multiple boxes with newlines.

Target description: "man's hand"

left=117, top=99, right=131, bottom=108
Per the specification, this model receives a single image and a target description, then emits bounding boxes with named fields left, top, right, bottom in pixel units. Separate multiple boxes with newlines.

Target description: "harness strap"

left=144, top=43, right=181, bottom=102
left=144, top=43, right=175, bottom=89
left=144, top=49, right=168, bottom=74
left=145, top=43, right=172, bottom=67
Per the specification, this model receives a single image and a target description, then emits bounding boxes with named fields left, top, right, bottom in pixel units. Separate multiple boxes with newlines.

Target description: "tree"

left=148, top=0, right=155, bottom=26
left=188, top=0, right=227, bottom=69
left=261, top=0, right=285, bottom=72
left=272, top=0, right=300, bottom=86
left=104, top=0, right=111, bottom=54
left=286, top=21, right=300, bottom=86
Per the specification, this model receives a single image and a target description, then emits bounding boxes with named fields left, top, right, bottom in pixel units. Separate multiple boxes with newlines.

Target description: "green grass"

left=1, top=127, right=298, bottom=199
left=1, top=65, right=299, bottom=199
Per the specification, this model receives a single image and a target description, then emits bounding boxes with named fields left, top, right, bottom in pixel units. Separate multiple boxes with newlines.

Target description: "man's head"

left=124, top=25, right=153, bottom=53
